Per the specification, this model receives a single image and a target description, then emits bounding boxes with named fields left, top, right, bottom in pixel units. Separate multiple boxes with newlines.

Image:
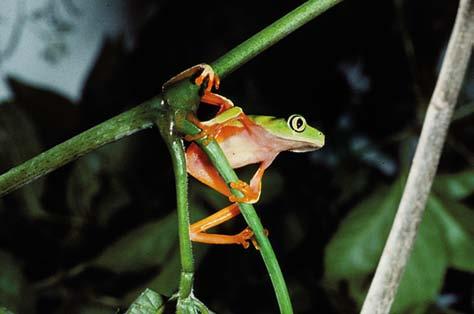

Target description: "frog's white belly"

left=218, top=135, right=275, bottom=169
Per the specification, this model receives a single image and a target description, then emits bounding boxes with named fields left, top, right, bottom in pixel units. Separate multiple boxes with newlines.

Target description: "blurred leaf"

left=325, top=175, right=474, bottom=313
left=324, top=182, right=402, bottom=280
left=66, top=153, right=102, bottom=216
left=77, top=304, right=114, bottom=314
left=0, top=251, right=26, bottom=313
left=391, top=205, right=448, bottom=313
left=67, top=138, right=136, bottom=222
left=92, top=212, right=178, bottom=272
left=429, top=196, right=474, bottom=272
left=0, top=307, right=15, bottom=314
left=143, top=252, right=181, bottom=298
left=142, top=245, right=208, bottom=297
left=95, top=177, right=132, bottom=227
left=125, top=289, right=164, bottom=314
left=432, top=170, right=474, bottom=200
left=0, top=103, right=46, bottom=218
left=124, top=205, right=209, bottom=300
left=7, top=78, right=79, bottom=144
left=347, top=276, right=368, bottom=307
left=452, top=101, right=474, bottom=121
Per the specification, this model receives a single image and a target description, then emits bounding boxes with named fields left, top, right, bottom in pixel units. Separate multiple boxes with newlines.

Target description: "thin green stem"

left=178, top=119, right=293, bottom=313
left=156, top=113, right=195, bottom=302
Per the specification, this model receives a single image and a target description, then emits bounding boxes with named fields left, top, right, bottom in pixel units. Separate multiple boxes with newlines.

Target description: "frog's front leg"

left=162, top=63, right=219, bottom=92
left=184, top=106, right=250, bottom=143
left=229, top=157, right=275, bottom=204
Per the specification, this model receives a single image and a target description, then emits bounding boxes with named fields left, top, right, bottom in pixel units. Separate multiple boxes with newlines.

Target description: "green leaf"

left=66, top=139, right=135, bottom=226
left=339, top=193, right=449, bottom=313
left=122, top=204, right=209, bottom=301
left=66, top=153, right=102, bottom=215
left=324, top=179, right=471, bottom=312
left=324, top=182, right=402, bottom=280
left=0, top=307, right=15, bottom=314
left=125, top=289, right=165, bottom=314
left=429, top=196, right=474, bottom=272
left=124, top=243, right=209, bottom=301
left=0, top=251, right=26, bottom=313
left=92, top=212, right=178, bottom=272
left=77, top=304, right=115, bottom=314
left=433, top=170, right=474, bottom=200
left=391, top=204, right=448, bottom=313
left=177, top=294, right=214, bottom=314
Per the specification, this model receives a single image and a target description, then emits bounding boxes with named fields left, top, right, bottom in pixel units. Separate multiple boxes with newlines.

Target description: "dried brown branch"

left=360, top=1, right=474, bottom=313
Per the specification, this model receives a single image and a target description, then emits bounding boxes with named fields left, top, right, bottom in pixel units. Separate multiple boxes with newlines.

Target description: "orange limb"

left=183, top=113, right=224, bottom=144
left=184, top=109, right=252, bottom=144
left=229, top=157, right=275, bottom=204
left=200, top=92, right=234, bottom=114
left=162, top=63, right=219, bottom=92
left=186, top=123, right=274, bottom=204
left=190, top=203, right=254, bottom=248
left=186, top=142, right=232, bottom=197
left=250, top=229, right=270, bottom=250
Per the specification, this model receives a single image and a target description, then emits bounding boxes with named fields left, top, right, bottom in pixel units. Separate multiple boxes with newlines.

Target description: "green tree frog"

left=164, top=64, right=325, bottom=248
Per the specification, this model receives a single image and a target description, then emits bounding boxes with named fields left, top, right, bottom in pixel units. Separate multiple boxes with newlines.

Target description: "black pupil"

left=290, top=116, right=304, bottom=132
left=295, top=118, right=303, bottom=129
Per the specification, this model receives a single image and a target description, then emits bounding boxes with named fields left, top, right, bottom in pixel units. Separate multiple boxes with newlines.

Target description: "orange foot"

left=183, top=113, right=223, bottom=144
left=229, top=180, right=259, bottom=204
left=236, top=227, right=255, bottom=249
left=194, top=64, right=220, bottom=93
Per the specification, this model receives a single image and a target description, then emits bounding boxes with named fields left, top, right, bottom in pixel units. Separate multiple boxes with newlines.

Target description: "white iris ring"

left=287, top=114, right=306, bottom=133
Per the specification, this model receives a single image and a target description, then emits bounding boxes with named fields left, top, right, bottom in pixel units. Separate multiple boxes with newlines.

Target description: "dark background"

left=0, top=0, right=473, bottom=313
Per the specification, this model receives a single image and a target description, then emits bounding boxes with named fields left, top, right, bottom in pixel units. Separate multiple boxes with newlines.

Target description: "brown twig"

left=360, top=1, right=474, bottom=313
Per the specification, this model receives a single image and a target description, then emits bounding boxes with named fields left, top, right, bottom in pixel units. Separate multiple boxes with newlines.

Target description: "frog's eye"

left=287, top=114, right=306, bottom=133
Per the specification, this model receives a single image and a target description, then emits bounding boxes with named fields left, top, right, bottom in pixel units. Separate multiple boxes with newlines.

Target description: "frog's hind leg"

left=186, top=143, right=232, bottom=196
left=190, top=203, right=254, bottom=248
left=200, top=92, right=235, bottom=114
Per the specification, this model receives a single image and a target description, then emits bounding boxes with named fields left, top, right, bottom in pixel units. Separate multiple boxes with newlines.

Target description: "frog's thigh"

left=186, top=143, right=231, bottom=196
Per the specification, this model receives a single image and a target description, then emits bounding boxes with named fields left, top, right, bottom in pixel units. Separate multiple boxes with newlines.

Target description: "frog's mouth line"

left=289, top=138, right=325, bottom=153
left=290, top=146, right=322, bottom=153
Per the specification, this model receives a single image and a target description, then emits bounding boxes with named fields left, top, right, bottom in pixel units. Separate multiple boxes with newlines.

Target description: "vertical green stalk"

left=156, top=113, right=194, bottom=303
left=205, top=143, right=293, bottom=314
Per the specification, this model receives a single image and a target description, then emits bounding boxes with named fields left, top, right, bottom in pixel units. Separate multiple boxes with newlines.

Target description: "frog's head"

left=251, top=114, right=325, bottom=152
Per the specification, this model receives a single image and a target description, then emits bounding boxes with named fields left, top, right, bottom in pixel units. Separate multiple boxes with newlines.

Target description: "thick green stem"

left=0, top=97, right=163, bottom=197
left=0, top=0, right=342, bottom=206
